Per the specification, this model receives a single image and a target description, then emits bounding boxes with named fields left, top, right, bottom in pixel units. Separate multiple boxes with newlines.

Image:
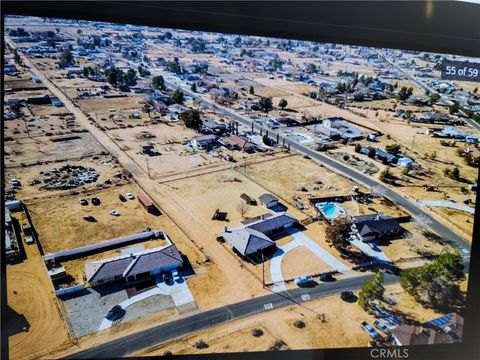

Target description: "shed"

left=258, top=193, right=279, bottom=208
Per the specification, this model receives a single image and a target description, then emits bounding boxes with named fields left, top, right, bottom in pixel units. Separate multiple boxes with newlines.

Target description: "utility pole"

left=146, top=158, right=151, bottom=179
left=411, top=134, right=416, bottom=151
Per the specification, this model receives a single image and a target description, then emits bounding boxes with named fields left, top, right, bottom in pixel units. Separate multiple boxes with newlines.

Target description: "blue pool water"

left=317, top=202, right=347, bottom=220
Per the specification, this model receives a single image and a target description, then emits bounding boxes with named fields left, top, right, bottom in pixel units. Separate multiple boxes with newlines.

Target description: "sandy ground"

left=135, top=293, right=376, bottom=356
left=27, top=183, right=184, bottom=253
left=281, top=247, right=331, bottom=279
left=7, top=224, right=71, bottom=360
left=5, top=155, right=126, bottom=201
left=4, top=132, right=105, bottom=167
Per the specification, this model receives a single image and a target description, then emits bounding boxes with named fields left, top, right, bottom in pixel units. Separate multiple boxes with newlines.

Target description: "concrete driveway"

left=270, top=228, right=349, bottom=292
left=417, top=200, right=475, bottom=214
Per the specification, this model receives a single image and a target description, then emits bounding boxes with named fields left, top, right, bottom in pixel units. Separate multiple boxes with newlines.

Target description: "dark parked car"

left=340, top=291, right=354, bottom=301
left=105, top=305, right=122, bottom=320
left=319, top=273, right=334, bottom=282
left=83, top=215, right=96, bottom=222
left=118, top=194, right=127, bottom=202
left=91, top=197, right=101, bottom=206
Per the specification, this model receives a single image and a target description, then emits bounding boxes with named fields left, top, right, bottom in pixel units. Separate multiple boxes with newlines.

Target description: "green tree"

left=190, top=82, right=197, bottom=92
left=249, top=85, right=255, bottom=95
left=59, top=48, right=74, bottom=68
left=257, top=97, right=273, bottom=112
left=429, top=93, right=441, bottom=104
left=367, top=147, right=376, bottom=159
left=354, top=144, right=362, bottom=153
left=278, top=98, right=288, bottom=110
left=170, top=89, right=184, bottom=105
left=358, top=272, right=385, bottom=310
left=385, top=143, right=401, bottom=156
left=152, top=75, right=166, bottom=91
left=125, top=68, right=137, bottom=86
left=325, top=216, right=352, bottom=251
left=305, top=63, right=316, bottom=74
left=379, top=167, right=392, bottom=183
left=180, top=109, right=202, bottom=130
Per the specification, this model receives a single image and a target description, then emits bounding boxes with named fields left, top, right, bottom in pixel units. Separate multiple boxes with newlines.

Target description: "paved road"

left=160, top=77, right=472, bottom=256
left=66, top=272, right=397, bottom=358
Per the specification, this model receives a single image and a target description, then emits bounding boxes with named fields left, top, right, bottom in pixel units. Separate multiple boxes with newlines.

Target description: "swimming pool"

left=316, top=202, right=347, bottom=220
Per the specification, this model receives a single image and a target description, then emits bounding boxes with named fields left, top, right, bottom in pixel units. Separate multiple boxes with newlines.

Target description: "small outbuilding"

left=258, top=193, right=279, bottom=208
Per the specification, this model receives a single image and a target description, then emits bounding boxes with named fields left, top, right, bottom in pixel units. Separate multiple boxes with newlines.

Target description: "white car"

left=126, top=193, right=134, bottom=200
left=109, top=209, right=120, bottom=216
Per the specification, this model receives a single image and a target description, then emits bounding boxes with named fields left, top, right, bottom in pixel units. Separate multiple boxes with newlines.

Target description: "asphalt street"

left=67, top=273, right=397, bottom=358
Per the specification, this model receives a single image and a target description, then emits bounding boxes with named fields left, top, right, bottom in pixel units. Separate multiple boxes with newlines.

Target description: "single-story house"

left=397, top=157, right=414, bottom=168
left=245, top=213, right=297, bottom=235
left=352, top=214, right=402, bottom=242
left=85, top=244, right=183, bottom=286
left=258, top=193, right=279, bottom=208
left=191, top=134, right=217, bottom=149
left=392, top=313, right=463, bottom=346
left=27, top=94, right=51, bottom=105
left=222, top=227, right=276, bottom=263
left=321, top=118, right=364, bottom=141
left=203, top=119, right=227, bottom=135
left=222, top=135, right=256, bottom=152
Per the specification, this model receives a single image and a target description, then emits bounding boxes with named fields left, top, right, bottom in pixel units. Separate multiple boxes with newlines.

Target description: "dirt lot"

left=5, top=155, right=126, bottom=201
left=4, top=132, right=106, bottom=167
left=27, top=182, right=181, bottom=253
left=7, top=229, right=71, bottom=360
left=135, top=293, right=376, bottom=356
left=281, top=247, right=331, bottom=279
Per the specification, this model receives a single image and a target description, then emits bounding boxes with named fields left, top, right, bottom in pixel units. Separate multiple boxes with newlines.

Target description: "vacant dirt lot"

left=136, top=293, right=376, bottom=356
left=28, top=182, right=181, bottom=253
left=281, top=247, right=331, bottom=279
left=4, top=132, right=105, bottom=167
left=7, top=234, right=71, bottom=360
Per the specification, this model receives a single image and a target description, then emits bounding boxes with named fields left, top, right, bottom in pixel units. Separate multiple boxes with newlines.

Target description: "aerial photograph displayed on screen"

left=4, top=15, right=478, bottom=359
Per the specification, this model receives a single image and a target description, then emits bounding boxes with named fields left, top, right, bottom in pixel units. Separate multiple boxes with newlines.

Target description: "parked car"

left=105, top=305, right=122, bottom=320
left=91, top=197, right=101, bottom=206
left=374, top=320, right=391, bottom=334
left=79, top=199, right=88, bottom=206
left=340, top=291, right=354, bottom=301
left=83, top=215, right=96, bottom=222
left=361, top=321, right=381, bottom=339
left=294, top=275, right=314, bottom=286
left=319, top=273, right=334, bottom=282
left=126, top=193, right=134, bottom=200
left=109, top=209, right=120, bottom=216
left=118, top=194, right=127, bottom=202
